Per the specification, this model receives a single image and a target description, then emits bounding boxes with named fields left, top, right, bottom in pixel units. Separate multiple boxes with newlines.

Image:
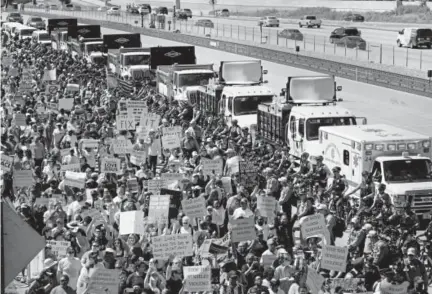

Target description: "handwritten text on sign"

left=127, top=100, right=148, bottom=123
left=140, top=113, right=160, bottom=130
left=116, top=115, right=135, bottom=131
left=182, top=197, right=206, bottom=219
left=230, top=218, right=256, bottom=242
left=152, top=234, right=193, bottom=260
left=321, top=245, right=348, bottom=272
left=148, top=195, right=170, bottom=224
left=184, top=266, right=211, bottom=292
left=13, top=170, right=34, bottom=188
left=47, top=240, right=71, bottom=259
left=101, top=158, right=121, bottom=174
left=88, top=268, right=120, bottom=294
left=201, top=158, right=223, bottom=176
left=300, top=213, right=327, bottom=240
left=257, top=196, right=277, bottom=218
left=162, top=126, right=182, bottom=149
left=1, top=155, right=13, bottom=172
left=147, top=179, right=165, bottom=195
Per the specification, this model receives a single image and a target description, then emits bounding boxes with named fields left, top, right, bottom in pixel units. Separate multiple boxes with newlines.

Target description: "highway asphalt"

left=25, top=6, right=432, bottom=73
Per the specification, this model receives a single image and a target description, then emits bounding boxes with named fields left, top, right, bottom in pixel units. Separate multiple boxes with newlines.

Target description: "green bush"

left=233, top=4, right=432, bottom=23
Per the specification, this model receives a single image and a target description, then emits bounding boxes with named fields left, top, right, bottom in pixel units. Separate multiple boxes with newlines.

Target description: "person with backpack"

left=316, top=204, right=337, bottom=245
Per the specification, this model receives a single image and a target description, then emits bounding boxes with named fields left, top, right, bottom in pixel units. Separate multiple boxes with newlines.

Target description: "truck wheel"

left=427, top=44, right=431, bottom=49
left=299, top=23, right=302, bottom=28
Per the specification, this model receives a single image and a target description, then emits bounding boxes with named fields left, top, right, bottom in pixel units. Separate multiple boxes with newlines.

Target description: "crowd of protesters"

left=1, top=23, right=432, bottom=294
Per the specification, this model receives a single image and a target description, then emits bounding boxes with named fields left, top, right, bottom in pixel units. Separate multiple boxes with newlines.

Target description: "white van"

left=15, top=25, right=36, bottom=40
left=397, top=28, right=432, bottom=49
left=2, top=22, right=23, bottom=35
left=32, top=30, right=51, bottom=45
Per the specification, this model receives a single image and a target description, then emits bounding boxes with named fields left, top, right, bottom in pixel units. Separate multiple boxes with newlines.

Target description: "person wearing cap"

left=399, top=202, right=420, bottom=234
left=312, top=155, right=331, bottom=197
left=57, top=246, right=81, bottom=291
left=344, top=170, right=375, bottom=200
left=347, top=217, right=367, bottom=257
left=317, top=204, right=336, bottom=245
left=327, top=166, right=348, bottom=197
left=403, top=247, right=428, bottom=291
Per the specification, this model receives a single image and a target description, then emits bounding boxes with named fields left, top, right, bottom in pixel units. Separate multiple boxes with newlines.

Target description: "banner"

left=116, top=114, right=135, bottom=131
left=130, top=150, right=146, bottom=166
left=257, top=196, right=277, bottom=218
left=47, top=240, right=71, bottom=259
left=58, top=98, right=74, bottom=110
left=81, top=139, right=99, bottom=149
left=101, top=158, right=121, bottom=174
left=327, top=279, right=367, bottom=292
left=119, top=211, right=145, bottom=235
left=148, top=195, right=170, bottom=224
left=64, top=171, right=86, bottom=189
left=60, top=163, right=80, bottom=172
left=321, top=245, right=348, bottom=272
left=184, top=266, right=211, bottom=292
left=13, top=170, right=33, bottom=188
left=230, top=218, right=256, bottom=242
left=1, top=155, right=13, bottom=172
left=306, top=266, right=325, bottom=294
left=161, top=126, right=182, bottom=149
left=152, top=234, right=193, bottom=259
left=181, top=197, right=206, bottom=219
left=88, top=269, right=120, bottom=294
left=148, top=179, right=165, bottom=194
left=300, top=214, right=327, bottom=241
left=201, top=158, right=223, bottom=176
left=239, top=160, right=259, bottom=189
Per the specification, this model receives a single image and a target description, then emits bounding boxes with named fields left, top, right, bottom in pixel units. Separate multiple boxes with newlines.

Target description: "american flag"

left=136, top=86, right=147, bottom=99
left=117, top=78, right=134, bottom=95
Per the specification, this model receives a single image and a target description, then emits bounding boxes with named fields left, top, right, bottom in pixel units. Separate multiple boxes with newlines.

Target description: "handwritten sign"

left=130, top=149, right=146, bottom=166
left=140, top=113, right=160, bottom=131
left=81, top=139, right=99, bottom=149
left=14, top=113, right=26, bottom=126
left=47, top=240, right=71, bottom=259
left=201, top=158, right=223, bottom=176
left=119, top=211, right=145, bottom=235
left=162, top=126, right=182, bottom=149
left=161, top=173, right=183, bottom=188
left=257, top=196, right=277, bottom=218
left=182, top=197, right=206, bottom=219
left=306, top=266, right=325, bottom=294
left=239, top=160, right=259, bottom=189
left=300, top=214, right=327, bottom=241
left=111, top=139, right=128, bottom=154
left=147, top=179, right=165, bottom=195
left=127, top=178, right=139, bottom=193
left=64, top=171, right=86, bottom=189
left=321, top=245, right=348, bottom=272
left=58, top=98, right=74, bottom=110
left=60, top=163, right=80, bottom=172
left=230, top=218, right=256, bottom=242
left=116, top=115, right=135, bottom=131
left=13, top=170, right=33, bottom=188
left=148, top=195, right=170, bottom=224
left=101, top=158, right=121, bottom=174
left=184, top=266, right=211, bottom=292
left=1, top=155, right=13, bottom=172
left=151, top=234, right=193, bottom=260
left=88, top=269, right=120, bottom=294
left=127, top=100, right=148, bottom=123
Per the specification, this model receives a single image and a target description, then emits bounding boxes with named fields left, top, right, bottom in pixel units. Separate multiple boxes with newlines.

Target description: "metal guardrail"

left=10, top=9, right=432, bottom=97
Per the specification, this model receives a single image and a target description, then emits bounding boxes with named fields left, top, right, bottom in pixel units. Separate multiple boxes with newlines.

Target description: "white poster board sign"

left=257, top=196, right=277, bottom=218
left=321, top=245, right=348, bottom=272
left=88, top=269, right=121, bottom=294
left=201, top=158, right=223, bottom=176
left=47, top=240, right=71, bottom=259
left=101, top=158, right=121, bottom=174
left=151, top=234, right=193, bottom=260
left=181, top=197, right=206, bottom=219
left=184, top=266, right=211, bottom=292
left=162, top=126, right=182, bottom=149
left=230, top=218, right=256, bottom=242
left=148, top=195, right=170, bottom=224
left=116, top=115, right=135, bottom=131
left=64, top=171, right=86, bottom=189
left=119, top=211, right=145, bottom=235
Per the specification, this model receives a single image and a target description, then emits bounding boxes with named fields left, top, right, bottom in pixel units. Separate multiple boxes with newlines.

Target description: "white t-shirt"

left=58, top=256, right=82, bottom=290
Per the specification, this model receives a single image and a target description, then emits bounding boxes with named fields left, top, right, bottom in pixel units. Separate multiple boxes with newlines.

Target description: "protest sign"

left=119, top=211, right=145, bottom=235
left=306, top=266, right=325, bottom=294
left=13, top=170, right=33, bottom=188
left=230, top=218, right=256, bottom=242
left=257, top=196, right=277, bottom=218
left=45, top=83, right=60, bottom=95
left=127, top=178, right=139, bottom=193
left=201, top=158, right=223, bottom=176
left=13, top=94, right=25, bottom=106
left=148, top=195, right=170, bottom=224
left=162, top=126, right=182, bottom=149
left=380, top=281, right=409, bottom=294
left=140, top=112, right=160, bottom=130
left=127, top=100, right=148, bottom=123
left=101, top=158, right=121, bottom=174
left=111, top=138, right=132, bottom=154
left=2, top=56, right=13, bottom=66
left=88, top=268, right=120, bottom=294
left=261, top=255, right=277, bottom=268
left=130, top=150, right=146, bottom=166
left=47, top=240, right=70, bottom=259
left=184, top=266, right=211, bottom=292
left=181, top=197, right=206, bottom=219
left=80, top=209, right=105, bottom=223
left=1, top=155, right=13, bottom=172
left=148, top=179, right=165, bottom=195
left=161, top=173, right=183, bottom=188
left=321, top=245, right=349, bottom=272
left=116, top=115, right=135, bottom=131
left=151, top=234, right=193, bottom=259
left=18, top=82, right=32, bottom=93
left=42, top=69, right=56, bottom=81
left=239, top=160, right=259, bottom=189
left=300, top=214, right=327, bottom=241
left=221, top=177, right=233, bottom=194
left=136, top=125, right=150, bottom=141
left=14, top=113, right=26, bottom=126
left=328, top=279, right=367, bottom=292
left=8, top=68, right=19, bottom=77
left=64, top=171, right=86, bottom=189
left=60, top=163, right=80, bottom=172
left=58, top=98, right=74, bottom=110
left=81, top=139, right=99, bottom=149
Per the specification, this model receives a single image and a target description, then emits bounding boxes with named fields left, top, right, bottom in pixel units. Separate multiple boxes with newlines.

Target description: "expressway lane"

left=12, top=13, right=432, bottom=136
left=28, top=7, right=430, bottom=72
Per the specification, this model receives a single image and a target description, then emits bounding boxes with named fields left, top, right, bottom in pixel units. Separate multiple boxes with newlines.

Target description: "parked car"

left=299, top=15, right=321, bottom=28
left=329, top=27, right=361, bottom=43
left=26, top=16, right=45, bottom=30
left=258, top=16, right=279, bottom=27
left=334, top=36, right=366, bottom=50
left=195, top=19, right=214, bottom=28
left=126, top=5, right=139, bottom=14
left=138, top=4, right=151, bottom=14
left=6, top=13, right=23, bottom=24
left=107, top=7, right=121, bottom=16
left=64, top=4, right=74, bottom=11
left=156, top=7, right=168, bottom=14
left=98, top=6, right=108, bottom=12
left=176, top=11, right=189, bottom=20
left=215, top=9, right=230, bottom=17
left=278, top=29, right=304, bottom=41
left=49, top=5, right=58, bottom=10
left=343, top=13, right=365, bottom=22
left=74, top=5, right=82, bottom=11
left=176, top=8, right=192, bottom=18
left=397, top=28, right=432, bottom=49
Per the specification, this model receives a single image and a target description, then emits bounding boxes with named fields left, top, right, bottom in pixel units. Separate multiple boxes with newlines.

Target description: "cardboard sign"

left=127, top=100, right=148, bottom=123
left=257, top=196, right=277, bottom=218
left=161, top=173, right=183, bottom=188
left=13, top=170, right=34, bottom=188
left=88, top=269, right=120, bottom=294
left=42, top=69, right=56, bottom=81
left=81, top=139, right=99, bottom=149
left=300, top=214, right=327, bottom=241
left=147, top=179, right=165, bottom=195
left=127, top=178, right=139, bottom=193
left=119, top=211, right=145, bottom=235
left=14, top=113, right=26, bottom=127
left=184, top=266, right=211, bottom=292
left=161, top=126, right=182, bottom=149
left=140, top=113, right=160, bottom=131
left=60, top=163, right=81, bottom=172
left=151, top=234, right=193, bottom=259
left=130, top=150, right=146, bottom=166
left=64, top=171, right=86, bottom=189
left=58, top=98, right=74, bottom=111
left=47, top=240, right=71, bottom=259
left=306, top=266, right=325, bottom=294
left=148, top=194, right=170, bottom=224
left=116, top=115, right=135, bottom=131
left=261, top=254, right=277, bottom=268
left=8, top=68, right=19, bottom=77
left=101, top=158, right=121, bottom=174
left=2, top=56, right=13, bottom=66
left=321, top=245, right=348, bottom=272
left=239, top=160, right=259, bottom=189
left=1, top=155, right=13, bottom=172
left=230, top=218, right=256, bottom=242
left=181, top=197, right=206, bottom=219
left=379, top=281, right=409, bottom=294
left=111, top=139, right=128, bottom=154
left=201, top=158, right=223, bottom=176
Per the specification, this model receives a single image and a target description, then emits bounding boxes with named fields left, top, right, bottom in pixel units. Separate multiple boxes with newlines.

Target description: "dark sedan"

left=329, top=27, right=361, bottom=43
left=6, top=13, right=23, bottom=24
left=335, top=36, right=367, bottom=50
left=26, top=17, right=46, bottom=30
left=278, top=29, right=304, bottom=41
left=343, top=14, right=365, bottom=22
left=195, top=19, right=214, bottom=28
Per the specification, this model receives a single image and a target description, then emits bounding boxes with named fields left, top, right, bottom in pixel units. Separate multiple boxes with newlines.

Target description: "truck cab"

left=196, top=60, right=274, bottom=128
left=67, top=25, right=104, bottom=63
left=47, top=18, right=78, bottom=51
left=32, top=30, right=51, bottom=45
left=320, top=124, right=432, bottom=217
left=257, top=75, right=365, bottom=158
left=118, top=49, right=151, bottom=79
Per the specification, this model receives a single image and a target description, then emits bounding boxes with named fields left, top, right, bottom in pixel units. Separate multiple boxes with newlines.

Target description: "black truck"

left=48, top=18, right=77, bottom=50
left=149, top=46, right=196, bottom=70
left=67, top=25, right=104, bottom=63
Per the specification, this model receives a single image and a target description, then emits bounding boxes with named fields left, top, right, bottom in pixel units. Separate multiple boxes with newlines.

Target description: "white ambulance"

left=319, top=124, right=432, bottom=217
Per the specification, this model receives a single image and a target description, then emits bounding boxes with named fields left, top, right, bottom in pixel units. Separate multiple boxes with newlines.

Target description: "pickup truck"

left=299, top=15, right=322, bottom=28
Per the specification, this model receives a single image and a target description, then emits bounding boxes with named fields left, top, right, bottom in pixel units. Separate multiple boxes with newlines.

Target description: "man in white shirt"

left=67, top=192, right=85, bottom=222
left=63, top=149, right=79, bottom=165
left=146, top=130, right=161, bottom=175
